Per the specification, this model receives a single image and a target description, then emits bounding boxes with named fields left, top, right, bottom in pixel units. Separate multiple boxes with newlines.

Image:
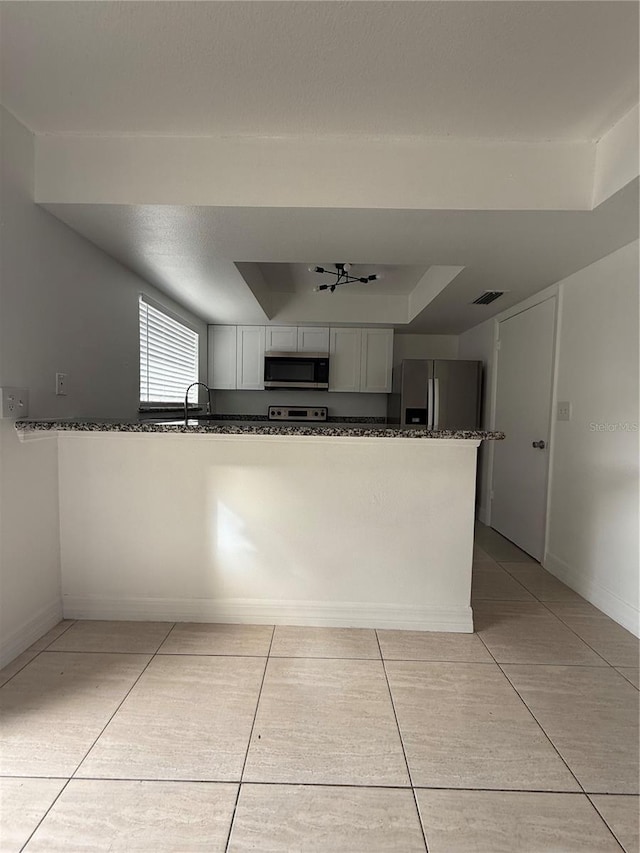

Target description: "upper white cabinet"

left=329, top=328, right=363, bottom=392
left=360, top=328, right=394, bottom=393
left=236, top=326, right=266, bottom=390
left=208, top=325, right=237, bottom=390
left=265, top=326, right=298, bottom=352
left=297, top=326, right=330, bottom=353
left=330, top=327, right=394, bottom=392
left=209, top=324, right=393, bottom=393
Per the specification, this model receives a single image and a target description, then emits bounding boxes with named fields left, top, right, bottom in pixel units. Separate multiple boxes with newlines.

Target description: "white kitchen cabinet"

left=207, top=325, right=237, bottom=390
left=265, top=326, right=298, bottom=352
left=297, top=326, right=330, bottom=353
left=236, top=326, right=266, bottom=390
left=329, top=327, right=394, bottom=392
left=329, top=328, right=363, bottom=392
left=360, top=328, right=394, bottom=393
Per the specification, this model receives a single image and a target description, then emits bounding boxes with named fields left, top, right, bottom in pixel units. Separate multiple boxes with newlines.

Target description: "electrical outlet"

left=557, top=401, right=572, bottom=421
left=56, top=372, right=68, bottom=396
left=1, top=387, right=29, bottom=419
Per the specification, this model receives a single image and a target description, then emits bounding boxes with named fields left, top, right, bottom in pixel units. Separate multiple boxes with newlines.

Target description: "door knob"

left=532, top=440, right=546, bottom=449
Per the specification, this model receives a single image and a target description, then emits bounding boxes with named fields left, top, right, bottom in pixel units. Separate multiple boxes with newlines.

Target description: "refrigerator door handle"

left=433, top=378, right=440, bottom=430
left=427, top=378, right=434, bottom=430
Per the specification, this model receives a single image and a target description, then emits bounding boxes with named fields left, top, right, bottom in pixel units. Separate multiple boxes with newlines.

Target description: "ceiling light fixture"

left=309, top=263, right=380, bottom=293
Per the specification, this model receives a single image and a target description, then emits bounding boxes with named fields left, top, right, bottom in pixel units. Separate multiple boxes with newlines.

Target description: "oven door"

left=264, top=353, right=329, bottom=389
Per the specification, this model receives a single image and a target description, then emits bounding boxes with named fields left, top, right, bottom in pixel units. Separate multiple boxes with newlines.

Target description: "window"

left=139, top=296, right=199, bottom=404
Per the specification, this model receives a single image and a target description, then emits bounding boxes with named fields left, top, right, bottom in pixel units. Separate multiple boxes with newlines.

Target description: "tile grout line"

left=374, top=630, right=429, bottom=853
left=0, top=650, right=44, bottom=689
left=18, top=778, right=72, bottom=853
left=535, top=600, right=626, bottom=669
left=584, top=794, right=628, bottom=853
left=40, top=620, right=78, bottom=650
left=66, top=621, right=178, bottom=782
left=475, top=631, right=585, bottom=790
left=0, top=620, right=78, bottom=690
left=5, top=772, right=637, bottom=795
left=223, top=624, right=276, bottom=853
left=25, top=648, right=630, bottom=669
left=614, top=668, right=640, bottom=691
left=478, top=554, right=619, bottom=668
left=474, top=631, right=628, bottom=852
left=20, top=620, right=162, bottom=851
left=473, top=552, right=636, bottom=848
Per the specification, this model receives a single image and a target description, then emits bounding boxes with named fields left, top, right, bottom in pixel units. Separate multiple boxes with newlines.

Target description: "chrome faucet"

left=184, top=382, right=212, bottom=423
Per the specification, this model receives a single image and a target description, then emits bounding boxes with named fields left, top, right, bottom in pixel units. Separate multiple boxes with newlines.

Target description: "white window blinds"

left=139, top=297, right=199, bottom=403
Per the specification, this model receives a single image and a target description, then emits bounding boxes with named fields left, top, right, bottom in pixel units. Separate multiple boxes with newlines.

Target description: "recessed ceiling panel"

left=258, top=264, right=429, bottom=296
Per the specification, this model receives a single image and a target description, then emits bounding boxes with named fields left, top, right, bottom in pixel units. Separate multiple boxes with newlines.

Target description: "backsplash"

left=213, top=390, right=388, bottom=418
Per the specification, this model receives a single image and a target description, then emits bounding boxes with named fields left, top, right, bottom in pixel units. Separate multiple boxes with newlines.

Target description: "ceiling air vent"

left=471, top=290, right=506, bottom=306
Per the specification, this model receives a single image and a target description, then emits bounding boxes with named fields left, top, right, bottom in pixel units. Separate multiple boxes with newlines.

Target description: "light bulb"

left=343, top=263, right=351, bottom=272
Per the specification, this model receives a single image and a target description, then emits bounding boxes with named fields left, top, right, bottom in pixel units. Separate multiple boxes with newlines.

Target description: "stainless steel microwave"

left=264, top=352, right=330, bottom=389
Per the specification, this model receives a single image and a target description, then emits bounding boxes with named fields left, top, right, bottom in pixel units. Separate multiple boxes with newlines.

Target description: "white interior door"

left=491, top=298, right=556, bottom=560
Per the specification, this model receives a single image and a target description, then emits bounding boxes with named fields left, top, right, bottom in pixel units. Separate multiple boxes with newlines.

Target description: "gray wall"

left=0, top=107, right=207, bottom=421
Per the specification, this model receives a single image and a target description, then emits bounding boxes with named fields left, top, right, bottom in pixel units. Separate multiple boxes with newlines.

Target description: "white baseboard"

left=63, top=595, right=474, bottom=633
left=544, top=552, right=640, bottom=638
left=0, top=597, right=63, bottom=669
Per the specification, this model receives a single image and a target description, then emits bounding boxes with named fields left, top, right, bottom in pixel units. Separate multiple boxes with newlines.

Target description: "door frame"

left=484, top=283, right=562, bottom=562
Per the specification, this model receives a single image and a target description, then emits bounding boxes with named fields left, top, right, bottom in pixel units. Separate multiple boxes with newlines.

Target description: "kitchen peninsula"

left=16, top=419, right=503, bottom=633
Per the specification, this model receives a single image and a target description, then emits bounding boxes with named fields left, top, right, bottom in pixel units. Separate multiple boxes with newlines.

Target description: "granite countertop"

left=15, top=417, right=505, bottom=440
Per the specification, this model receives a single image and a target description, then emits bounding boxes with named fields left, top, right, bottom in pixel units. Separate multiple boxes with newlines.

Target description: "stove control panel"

left=268, top=406, right=328, bottom=422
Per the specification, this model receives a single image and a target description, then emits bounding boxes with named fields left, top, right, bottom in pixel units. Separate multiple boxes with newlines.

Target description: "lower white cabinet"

left=236, top=326, right=266, bottom=390
left=208, top=325, right=237, bottom=389
left=330, top=327, right=394, bottom=392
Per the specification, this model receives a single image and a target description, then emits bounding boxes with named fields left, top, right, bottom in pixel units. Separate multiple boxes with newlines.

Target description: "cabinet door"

left=208, top=326, right=237, bottom=390
left=236, top=326, right=266, bottom=390
left=265, top=326, right=297, bottom=352
left=329, top=328, right=362, bottom=392
left=360, top=329, right=394, bottom=393
left=297, top=326, right=330, bottom=353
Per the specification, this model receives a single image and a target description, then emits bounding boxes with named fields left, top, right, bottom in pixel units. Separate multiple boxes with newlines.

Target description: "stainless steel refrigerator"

left=387, top=359, right=482, bottom=430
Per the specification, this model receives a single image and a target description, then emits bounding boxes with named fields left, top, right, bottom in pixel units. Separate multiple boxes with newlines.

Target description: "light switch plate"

left=56, top=372, right=68, bottom=396
left=1, top=387, right=29, bottom=419
left=557, top=401, right=571, bottom=421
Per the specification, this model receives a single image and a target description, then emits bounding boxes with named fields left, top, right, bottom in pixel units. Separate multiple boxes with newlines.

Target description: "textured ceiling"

left=43, top=179, right=639, bottom=333
left=2, top=1, right=638, bottom=140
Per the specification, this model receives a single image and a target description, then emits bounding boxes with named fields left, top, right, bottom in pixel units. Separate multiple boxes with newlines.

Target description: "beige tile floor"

left=0, top=525, right=638, bottom=852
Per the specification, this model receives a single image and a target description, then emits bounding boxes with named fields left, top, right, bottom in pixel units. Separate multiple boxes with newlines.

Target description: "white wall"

left=58, top=432, right=477, bottom=632
left=0, top=424, right=61, bottom=666
left=459, top=241, right=639, bottom=634
left=393, top=334, right=459, bottom=368
left=546, top=241, right=639, bottom=633
left=457, top=322, right=495, bottom=521
left=1, top=108, right=207, bottom=420
left=0, top=107, right=208, bottom=664
left=36, top=133, right=595, bottom=211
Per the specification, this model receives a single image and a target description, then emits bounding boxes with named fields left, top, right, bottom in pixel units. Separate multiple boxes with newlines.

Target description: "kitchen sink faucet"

left=184, top=382, right=213, bottom=423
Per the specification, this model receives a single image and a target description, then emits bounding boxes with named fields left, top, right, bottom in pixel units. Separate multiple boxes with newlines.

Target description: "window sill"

left=138, top=405, right=204, bottom=415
